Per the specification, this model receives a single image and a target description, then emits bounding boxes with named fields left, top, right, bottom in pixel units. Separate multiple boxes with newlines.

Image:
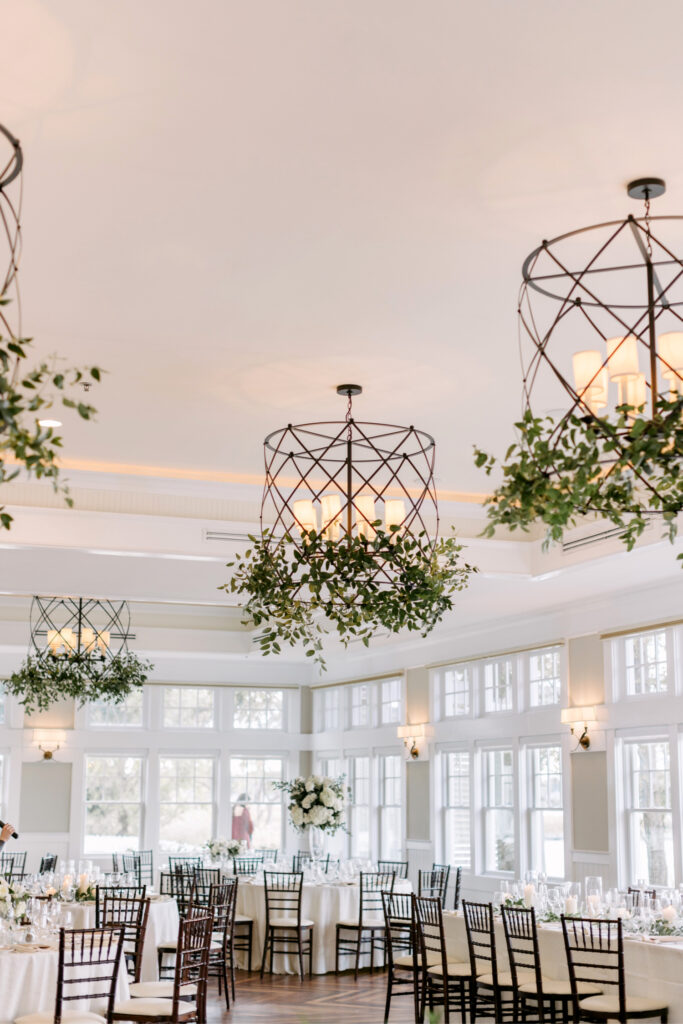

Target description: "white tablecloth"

left=0, top=947, right=130, bottom=1024
left=443, top=913, right=683, bottom=1024
left=65, top=897, right=180, bottom=982
left=235, top=878, right=411, bottom=975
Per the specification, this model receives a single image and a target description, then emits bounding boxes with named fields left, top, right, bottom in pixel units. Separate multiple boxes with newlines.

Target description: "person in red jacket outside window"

left=231, top=793, right=254, bottom=849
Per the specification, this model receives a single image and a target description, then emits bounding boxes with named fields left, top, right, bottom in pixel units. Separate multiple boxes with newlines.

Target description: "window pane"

left=624, top=631, right=669, bottom=695
left=84, top=756, right=142, bottom=854
left=626, top=740, right=673, bottom=886
left=349, top=756, right=370, bottom=857
left=529, top=745, right=564, bottom=877
left=163, top=687, right=215, bottom=729
left=380, top=679, right=402, bottom=724
left=528, top=649, right=561, bottom=707
left=229, top=757, right=283, bottom=850
left=484, top=660, right=513, bottom=713
left=88, top=689, right=144, bottom=727
left=351, top=685, right=370, bottom=728
left=445, top=751, right=470, bottom=869
left=0, top=684, right=5, bottom=725
left=483, top=748, right=514, bottom=873
left=233, top=689, right=283, bottom=730
left=443, top=667, right=470, bottom=717
left=159, top=757, right=214, bottom=853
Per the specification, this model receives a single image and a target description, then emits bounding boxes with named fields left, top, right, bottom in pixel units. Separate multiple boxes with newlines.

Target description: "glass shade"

left=384, top=498, right=406, bottom=531
left=354, top=494, right=376, bottom=540
left=46, top=627, right=76, bottom=655
left=572, top=350, right=608, bottom=412
left=80, top=627, right=97, bottom=654
left=624, top=373, right=646, bottom=409
left=320, top=493, right=342, bottom=541
left=606, top=335, right=639, bottom=380
left=659, top=331, right=683, bottom=373
left=293, top=498, right=317, bottom=536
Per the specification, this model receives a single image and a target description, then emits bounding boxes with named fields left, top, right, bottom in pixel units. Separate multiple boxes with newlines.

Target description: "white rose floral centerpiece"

left=0, top=878, right=28, bottom=921
left=274, top=774, right=346, bottom=863
left=205, top=838, right=245, bottom=863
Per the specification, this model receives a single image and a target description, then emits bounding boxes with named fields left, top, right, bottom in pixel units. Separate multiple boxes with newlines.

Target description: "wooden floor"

left=206, top=969, right=422, bottom=1024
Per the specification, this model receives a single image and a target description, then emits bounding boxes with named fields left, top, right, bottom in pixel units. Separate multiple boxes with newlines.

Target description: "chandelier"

left=476, top=178, right=683, bottom=559
left=224, top=386, right=475, bottom=667
left=7, top=596, right=152, bottom=715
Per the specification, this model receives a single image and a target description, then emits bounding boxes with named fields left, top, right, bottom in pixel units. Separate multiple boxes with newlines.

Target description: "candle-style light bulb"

left=321, top=493, right=342, bottom=542
left=384, top=499, right=406, bottom=533
left=293, top=498, right=317, bottom=537
left=355, top=494, right=376, bottom=541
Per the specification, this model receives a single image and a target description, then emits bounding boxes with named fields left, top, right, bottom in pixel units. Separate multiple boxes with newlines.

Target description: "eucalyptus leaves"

left=0, top=327, right=101, bottom=530
left=222, top=527, right=476, bottom=668
left=475, top=396, right=683, bottom=560
left=6, top=650, right=151, bottom=715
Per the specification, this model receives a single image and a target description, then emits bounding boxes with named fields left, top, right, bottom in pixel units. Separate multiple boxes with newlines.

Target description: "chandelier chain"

left=645, top=194, right=653, bottom=259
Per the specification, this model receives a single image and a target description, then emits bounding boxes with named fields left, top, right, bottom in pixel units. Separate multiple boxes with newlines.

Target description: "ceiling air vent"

left=561, top=523, right=651, bottom=554
left=203, top=529, right=251, bottom=543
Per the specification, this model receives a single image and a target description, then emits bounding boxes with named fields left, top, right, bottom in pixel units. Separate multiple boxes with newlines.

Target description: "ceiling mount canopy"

left=475, top=179, right=683, bottom=565
left=224, top=386, right=475, bottom=668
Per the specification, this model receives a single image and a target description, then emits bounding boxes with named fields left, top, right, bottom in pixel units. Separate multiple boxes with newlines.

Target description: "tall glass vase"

left=308, top=825, right=326, bottom=863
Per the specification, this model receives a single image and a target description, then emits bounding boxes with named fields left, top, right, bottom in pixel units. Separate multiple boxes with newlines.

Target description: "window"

left=229, top=757, right=283, bottom=850
left=528, top=745, right=564, bottom=877
left=0, top=683, right=5, bottom=725
left=315, top=689, right=340, bottom=732
left=159, top=756, right=215, bottom=853
left=624, top=739, right=674, bottom=886
left=483, top=748, right=514, bottom=873
left=163, top=687, right=215, bottom=728
left=0, top=753, right=4, bottom=817
left=350, top=684, right=371, bottom=728
left=87, top=689, right=144, bottom=727
left=624, top=631, right=670, bottom=696
left=444, top=751, right=471, bottom=869
left=233, top=689, right=283, bottom=730
left=319, top=756, right=345, bottom=781
left=84, top=755, right=143, bottom=855
left=378, top=754, right=402, bottom=859
left=380, top=678, right=402, bottom=725
left=443, top=666, right=470, bottom=718
left=528, top=649, right=562, bottom=707
left=348, top=756, right=371, bottom=857
left=483, top=659, right=513, bottom=713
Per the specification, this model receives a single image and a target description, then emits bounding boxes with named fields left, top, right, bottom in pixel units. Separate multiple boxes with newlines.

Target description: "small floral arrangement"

left=73, top=882, right=97, bottom=903
left=274, top=775, right=347, bottom=834
left=0, top=878, right=28, bottom=919
left=649, top=915, right=683, bottom=937
left=205, top=838, right=245, bottom=861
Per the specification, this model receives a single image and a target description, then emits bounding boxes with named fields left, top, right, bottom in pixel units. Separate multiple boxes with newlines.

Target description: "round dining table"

left=63, top=895, right=180, bottom=982
left=0, top=944, right=130, bottom=1023
left=235, top=876, right=412, bottom=975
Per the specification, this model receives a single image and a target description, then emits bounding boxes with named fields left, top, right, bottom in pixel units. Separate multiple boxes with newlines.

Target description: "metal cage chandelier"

left=260, top=384, right=439, bottom=587
left=28, top=596, right=135, bottom=669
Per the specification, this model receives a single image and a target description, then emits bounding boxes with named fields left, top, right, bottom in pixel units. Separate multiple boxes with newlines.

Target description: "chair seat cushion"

left=16, top=1014, right=106, bottom=1024
left=128, top=982, right=198, bottom=998
left=519, top=978, right=602, bottom=997
left=337, top=917, right=384, bottom=928
left=234, top=914, right=252, bottom=924
left=269, top=916, right=314, bottom=928
left=478, top=968, right=535, bottom=988
left=394, top=953, right=428, bottom=968
left=579, top=994, right=669, bottom=1015
left=112, top=998, right=194, bottom=1016
left=427, top=960, right=472, bottom=979
left=156, top=941, right=176, bottom=951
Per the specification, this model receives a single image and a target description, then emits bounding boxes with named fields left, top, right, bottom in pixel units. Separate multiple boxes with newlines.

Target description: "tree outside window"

left=84, top=755, right=143, bottom=855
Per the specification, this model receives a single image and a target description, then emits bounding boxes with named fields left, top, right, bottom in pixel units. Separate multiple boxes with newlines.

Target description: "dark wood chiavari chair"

left=292, top=851, right=331, bottom=872
left=233, top=855, right=264, bottom=876
left=0, top=850, right=26, bottom=880
left=502, top=904, right=602, bottom=1024
left=38, top=853, right=58, bottom=874
left=206, top=879, right=239, bottom=1009
left=121, top=850, right=155, bottom=887
left=378, top=859, right=409, bottom=880
left=463, top=899, right=517, bottom=1023
left=335, top=870, right=396, bottom=980
left=381, top=890, right=421, bottom=1023
left=95, top=884, right=147, bottom=927
left=111, top=853, right=120, bottom=873
left=112, top=910, right=213, bottom=1024
left=413, top=893, right=472, bottom=1024
left=418, top=866, right=450, bottom=905
left=260, top=870, right=314, bottom=982
left=100, top=894, right=151, bottom=984
left=191, top=867, right=222, bottom=905
left=562, top=915, right=669, bottom=1023
left=253, top=848, right=279, bottom=861
left=14, top=926, right=125, bottom=1024
left=451, top=866, right=462, bottom=910
left=168, top=856, right=202, bottom=874
left=627, top=886, right=657, bottom=906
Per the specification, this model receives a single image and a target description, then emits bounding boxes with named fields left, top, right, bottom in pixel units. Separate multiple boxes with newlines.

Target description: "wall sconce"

left=560, top=706, right=607, bottom=751
left=397, top=723, right=434, bottom=760
left=33, top=729, right=65, bottom=761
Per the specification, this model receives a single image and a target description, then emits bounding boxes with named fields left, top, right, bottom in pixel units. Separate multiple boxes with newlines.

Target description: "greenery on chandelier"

left=222, top=526, right=477, bottom=669
left=0, top=314, right=102, bottom=530
left=474, top=395, right=683, bottom=561
left=5, top=650, right=151, bottom=715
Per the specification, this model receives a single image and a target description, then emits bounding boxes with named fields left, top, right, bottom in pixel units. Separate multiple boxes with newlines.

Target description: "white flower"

left=302, top=792, right=316, bottom=809
left=305, top=777, right=315, bottom=792
left=291, top=806, right=305, bottom=827
left=320, top=787, right=334, bottom=807
left=308, top=805, right=329, bottom=827
left=15, top=901, right=26, bottom=918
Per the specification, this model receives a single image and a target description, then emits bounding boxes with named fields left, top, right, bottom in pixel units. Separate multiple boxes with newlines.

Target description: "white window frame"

left=162, top=686, right=216, bottom=730
left=86, top=688, right=147, bottom=729
left=349, top=683, right=373, bottom=729
left=158, top=752, right=217, bottom=853
left=377, top=751, right=403, bottom=860
left=83, top=751, right=146, bottom=856
left=435, top=664, right=472, bottom=720
left=481, top=658, right=515, bottom=715
left=611, top=628, right=677, bottom=702
left=379, top=678, right=403, bottom=726
left=228, top=754, right=287, bottom=853
left=314, top=688, right=341, bottom=733
left=480, top=745, right=516, bottom=876
left=525, top=647, right=564, bottom=710
left=347, top=753, right=372, bottom=858
left=232, top=688, right=285, bottom=731
left=524, top=741, right=565, bottom=880
left=441, top=746, right=472, bottom=870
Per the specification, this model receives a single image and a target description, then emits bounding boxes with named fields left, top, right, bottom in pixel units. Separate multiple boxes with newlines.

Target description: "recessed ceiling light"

left=38, top=418, right=62, bottom=428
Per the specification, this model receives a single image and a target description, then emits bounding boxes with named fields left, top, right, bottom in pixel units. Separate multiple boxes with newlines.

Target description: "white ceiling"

left=4, top=0, right=683, bottom=495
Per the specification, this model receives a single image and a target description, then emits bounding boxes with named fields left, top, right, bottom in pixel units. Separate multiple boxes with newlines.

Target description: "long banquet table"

left=235, top=877, right=412, bottom=975
left=443, top=911, right=683, bottom=1023
left=0, top=945, right=130, bottom=1024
